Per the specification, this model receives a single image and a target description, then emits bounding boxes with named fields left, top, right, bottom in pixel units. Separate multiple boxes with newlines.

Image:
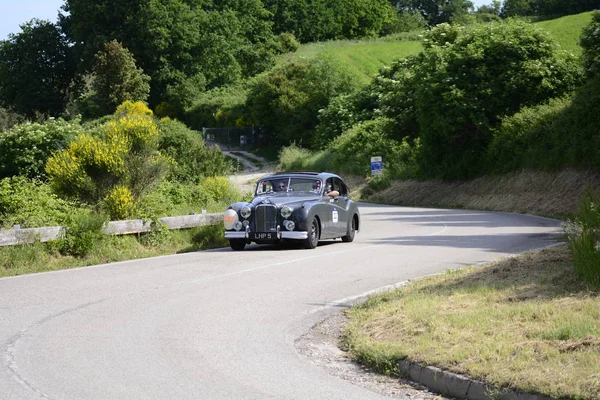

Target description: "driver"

left=276, top=181, right=287, bottom=192
left=311, top=180, right=322, bottom=193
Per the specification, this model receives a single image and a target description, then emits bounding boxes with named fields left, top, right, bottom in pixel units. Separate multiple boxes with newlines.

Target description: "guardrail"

left=0, top=213, right=224, bottom=247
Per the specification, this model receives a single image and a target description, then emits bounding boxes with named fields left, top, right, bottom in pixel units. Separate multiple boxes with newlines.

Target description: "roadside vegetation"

left=1, top=2, right=600, bottom=396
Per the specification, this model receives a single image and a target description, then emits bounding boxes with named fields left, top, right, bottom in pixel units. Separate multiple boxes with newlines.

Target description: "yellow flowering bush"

left=114, top=101, right=153, bottom=118
left=103, top=185, right=136, bottom=220
left=46, top=101, right=166, bottom=212
left=200, top=176, right=238, bottom=204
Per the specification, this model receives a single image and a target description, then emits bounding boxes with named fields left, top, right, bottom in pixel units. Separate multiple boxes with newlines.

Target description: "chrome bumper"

left=224, top=231, right=308, bottom=240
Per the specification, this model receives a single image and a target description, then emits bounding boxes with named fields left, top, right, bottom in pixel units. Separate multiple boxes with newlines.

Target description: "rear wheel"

left=342, top=215, right=356, bottom=243
left=303, top=218, right=320, bottom=249
left=229, top=239, right=246, bottom=251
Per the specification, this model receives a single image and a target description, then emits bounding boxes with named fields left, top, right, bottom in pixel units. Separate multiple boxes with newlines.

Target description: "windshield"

left=256, top=177, right=322, bottom=195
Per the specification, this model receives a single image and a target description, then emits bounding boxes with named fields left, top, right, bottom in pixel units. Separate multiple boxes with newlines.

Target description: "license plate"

left=250, top=232, right=275, bottom=240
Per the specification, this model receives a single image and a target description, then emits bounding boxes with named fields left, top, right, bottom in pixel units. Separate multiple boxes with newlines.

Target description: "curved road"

left=0, top=204, right=561, bottom=400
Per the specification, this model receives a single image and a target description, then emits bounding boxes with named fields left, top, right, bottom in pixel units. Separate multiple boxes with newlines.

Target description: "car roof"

left=259, top=172, right=341, bottom=181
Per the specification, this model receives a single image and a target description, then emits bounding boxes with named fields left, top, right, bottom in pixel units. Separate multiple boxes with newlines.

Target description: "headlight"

left=241, top=206, right=252, bottom=219
left=281, top=206, right=293, bottom=219
left=284, top=220, right=295, bottom=231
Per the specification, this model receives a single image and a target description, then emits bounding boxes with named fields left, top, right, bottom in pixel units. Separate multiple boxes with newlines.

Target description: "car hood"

left=251, top=193, right=321, bottom=207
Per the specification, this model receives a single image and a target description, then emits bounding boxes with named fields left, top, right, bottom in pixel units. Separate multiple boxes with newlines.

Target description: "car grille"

left=255, top=204, right=277, bottom=232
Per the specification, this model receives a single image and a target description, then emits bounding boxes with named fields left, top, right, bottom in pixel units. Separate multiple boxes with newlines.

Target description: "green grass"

left=0, top=224, right=229, bottom=278
left=536, top=11, right=595, bottom=54
left=278, top=38, right=423, bottom=85
left=343, top=246, right=600, bottom=399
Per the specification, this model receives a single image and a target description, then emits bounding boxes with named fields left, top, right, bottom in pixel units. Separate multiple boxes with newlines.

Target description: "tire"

left=229, top=239, right=246, bottom=251
left=342, top=215, right=356, bottom=243
left=303, top=218, right=320, bottom=249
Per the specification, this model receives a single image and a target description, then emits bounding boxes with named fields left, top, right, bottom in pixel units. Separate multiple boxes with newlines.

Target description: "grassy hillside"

left=536, top=11, right=594, bottom=53
left=277, top=37, right=423, bottom=85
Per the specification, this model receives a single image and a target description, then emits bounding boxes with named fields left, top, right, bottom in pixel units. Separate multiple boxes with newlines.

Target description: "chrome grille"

left=255, top=204, right=277, bottom=232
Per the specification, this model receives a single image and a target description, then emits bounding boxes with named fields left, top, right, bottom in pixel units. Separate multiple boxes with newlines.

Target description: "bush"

left=565, top=188, right=600, bottom=288
left=184, top=83, right=250, bottom=129
left=580, top=11, right=600, bottom=78
left=58, top=210, right=108, bottom=258
left=157, top=118, right=231, bottom=183
left=246, top=56, right=361, bottom=146
left=0, top=118, right=81, bottom=179
left=485, top=97, right=572, bottom=173
left=46, top=101, right=168, bottom=218
left=329, top=118, right=419, bottom=178
left=415, top=20, right=583, bottom=179
left=0, top=177, right=81, bottom=228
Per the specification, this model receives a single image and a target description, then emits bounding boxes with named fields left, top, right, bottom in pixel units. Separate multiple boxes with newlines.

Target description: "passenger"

left=311, top=180, right=322, bottom=193
left=324, top=183, right=339, bottom=197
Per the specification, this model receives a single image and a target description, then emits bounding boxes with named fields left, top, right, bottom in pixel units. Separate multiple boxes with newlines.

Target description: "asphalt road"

left=0, top=204, right=562, bottom=400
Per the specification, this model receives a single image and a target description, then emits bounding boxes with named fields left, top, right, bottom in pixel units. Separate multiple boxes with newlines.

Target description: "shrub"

left=0, top=177, right=81, bottom=228
left=157, top=118, right=231, bottom=183
left=580, top=11, right=600, bottom=78
left=485, top=97, right=572, bottom=173
left=565, top=188, right=600, bottom=288
left=415, top=20, right=583, bottom=179
left=103, top=186, right=136, bottom=220
left=329, top=118, right=419, bottom=178
left=58, top=210, right=108, bottom=258
left=184, top=83, right=250, bottom=129
left=46, top=101, right=168, bottom=214
left=0, top=118, right=81, bottom=179
left=246, top=56, right=361, bottom=146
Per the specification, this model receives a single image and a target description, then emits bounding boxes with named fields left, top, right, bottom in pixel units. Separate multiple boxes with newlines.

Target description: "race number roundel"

left=223, top=209, right=239, bottom=230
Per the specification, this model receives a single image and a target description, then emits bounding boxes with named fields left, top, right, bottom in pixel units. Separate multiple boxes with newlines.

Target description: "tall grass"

left=566, top=188, right=600, bottom=287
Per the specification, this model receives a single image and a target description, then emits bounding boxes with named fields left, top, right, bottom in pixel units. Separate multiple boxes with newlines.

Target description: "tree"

left=414, top=21, right=583, bottom=179
left=500, top=0, right=534, bottom=17
left=393, top=0, right=474, bottom=26
left=0, top=19, right=75, bottom=117
left=246, top=57, right=361, bottom=146
left=62, top=0, right=279, bottom=106
left=82, top=40, right=150, bottom=117
left=580, top=11, right=600, bottom=79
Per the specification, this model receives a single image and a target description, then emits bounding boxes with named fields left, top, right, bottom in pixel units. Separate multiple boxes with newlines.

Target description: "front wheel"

left=229, top=239, right=246, bottom=251
left=342, top=215, right=356, bottom=242
left=302, top=218, right=320, bottom=249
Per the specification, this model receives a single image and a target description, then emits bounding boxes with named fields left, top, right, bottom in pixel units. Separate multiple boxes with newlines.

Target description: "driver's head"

left=277, top=181, right=287, bottom=191
left=312, top=180, right=321, bottom=190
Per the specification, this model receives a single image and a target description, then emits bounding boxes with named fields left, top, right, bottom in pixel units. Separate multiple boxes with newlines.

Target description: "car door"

left=332, top=178, right=350, bottom=236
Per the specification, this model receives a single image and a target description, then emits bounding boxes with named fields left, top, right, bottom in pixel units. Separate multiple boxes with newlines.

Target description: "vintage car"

left=223, top=172, right=360, bottom=250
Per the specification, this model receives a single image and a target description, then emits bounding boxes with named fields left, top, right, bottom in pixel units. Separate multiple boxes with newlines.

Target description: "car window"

left=256, top=177, right=322, bottom=195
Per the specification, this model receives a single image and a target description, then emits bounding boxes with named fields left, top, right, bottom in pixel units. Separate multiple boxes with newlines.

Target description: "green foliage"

left=502, top=0, right=598, bottom=19
left=0, top=177, right=81, bottom=228
left=264, top=0, right=402, bottom=43
left=329, top=118, right=419, bottom=178
left=46, top=102, right=168, bottom=219
left=247, top=56, right=361, bottom=147
left=395, top=0, right=473, bottom=26
left=486, top=97, right=571, bottom=172
left=63, top=0, right=278, bottom=106
left=566, top=188, right=600, bottom=288
left=278, top=144, right=333, bottom=172
left=58, top=210, right=107, bottom=258
left=157, top=118, right=231, bottom=182
left=138, top=177, right=240, bottom=218
left=580, top=11, right=600, bottom=78
left=0, top=108, right=25, bottom=132
left=79, top=40, right=151, bottom=118
left=184, top=83, right=250, bottom=129
left=414, top=20, right=583, bottom=179
left=0, top=118, right=81, bottom=179
left=0, top=19, right=75, bottom=117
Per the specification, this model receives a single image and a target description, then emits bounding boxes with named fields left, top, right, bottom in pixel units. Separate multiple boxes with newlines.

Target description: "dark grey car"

left=224, top=172, right=360, bottom=250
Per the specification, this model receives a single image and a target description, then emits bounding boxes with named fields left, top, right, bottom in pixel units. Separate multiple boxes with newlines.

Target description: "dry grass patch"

left=368, top=169, right=600, bottom=218
left=344, top=246, right=600, bottom=399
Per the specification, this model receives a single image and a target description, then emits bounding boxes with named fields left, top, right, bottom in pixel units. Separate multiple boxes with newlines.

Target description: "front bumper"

left=224, top=231, right=308, bottom=240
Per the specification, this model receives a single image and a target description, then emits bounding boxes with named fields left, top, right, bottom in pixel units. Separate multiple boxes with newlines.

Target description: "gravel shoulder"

left=296, top=309, right=447, bottom=400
